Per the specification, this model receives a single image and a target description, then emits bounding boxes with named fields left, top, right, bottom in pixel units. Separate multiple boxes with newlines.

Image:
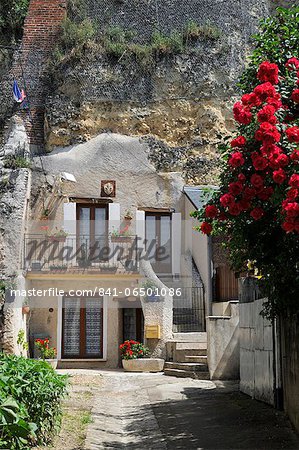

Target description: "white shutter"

left=108, top=203, right=120, bottom=235
left=136, top=210, right=145, bottom=256
left=172, top=212, right=181, bottom=276
left=63, top=202, right=77, bottom=264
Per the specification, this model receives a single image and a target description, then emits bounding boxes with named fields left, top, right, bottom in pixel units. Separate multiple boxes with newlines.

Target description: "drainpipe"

left=273, top=316, right=284, bottom=410
left=207, top=236, right=213, bottom=316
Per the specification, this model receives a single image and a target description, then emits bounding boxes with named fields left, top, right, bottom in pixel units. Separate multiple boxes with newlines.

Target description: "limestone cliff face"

left=44, top=0, right=273, bottom=183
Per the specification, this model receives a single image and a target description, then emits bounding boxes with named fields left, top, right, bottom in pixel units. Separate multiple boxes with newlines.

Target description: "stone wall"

left=0, top=116, right=31, bottom=353
left=239, top=298, right=274, bottom=405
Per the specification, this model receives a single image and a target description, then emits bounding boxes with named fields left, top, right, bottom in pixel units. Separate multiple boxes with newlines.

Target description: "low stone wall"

left=281, top=315, right=299, bottom=433
left=239, top=298, right=274, bottom=405
left=207, top=301, right=240, bottom=380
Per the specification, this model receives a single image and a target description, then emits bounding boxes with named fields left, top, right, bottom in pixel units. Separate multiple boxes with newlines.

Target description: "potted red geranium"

left=35, top=338, right=58, bottom=369
left=120, top=340, right=164, bottom=372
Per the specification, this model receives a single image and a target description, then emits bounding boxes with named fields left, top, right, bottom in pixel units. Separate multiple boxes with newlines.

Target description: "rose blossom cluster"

left=200, top=59, right=299, bottom=235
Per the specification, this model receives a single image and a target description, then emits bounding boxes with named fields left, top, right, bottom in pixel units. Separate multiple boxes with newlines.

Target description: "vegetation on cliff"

left=0, top=0, right=29, bottom=42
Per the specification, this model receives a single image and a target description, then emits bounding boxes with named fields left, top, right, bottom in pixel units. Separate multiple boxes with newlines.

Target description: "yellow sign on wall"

left=145, top=325, right=161, bottom=339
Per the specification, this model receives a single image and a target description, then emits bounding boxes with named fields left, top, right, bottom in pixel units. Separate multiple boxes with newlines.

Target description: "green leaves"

left=0, top=355, right=68, bottom=449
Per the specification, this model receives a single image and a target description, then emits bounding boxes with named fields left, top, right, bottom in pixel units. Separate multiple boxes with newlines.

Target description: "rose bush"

left=192, top=7, right=299, bottom=316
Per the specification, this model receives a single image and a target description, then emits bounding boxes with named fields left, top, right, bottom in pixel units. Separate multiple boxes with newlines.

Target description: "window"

left=145, top=212, right=172, bottom=274
left=62, top=297, right=103, bottom=359
left=76, top=204, right=108, bottom=263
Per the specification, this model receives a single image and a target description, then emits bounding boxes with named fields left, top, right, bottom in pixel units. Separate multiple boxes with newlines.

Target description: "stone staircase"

left=164, top=333, right=210, bottom=379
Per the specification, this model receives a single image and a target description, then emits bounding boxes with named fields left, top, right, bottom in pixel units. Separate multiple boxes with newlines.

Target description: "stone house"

left=0, top=126, right=238, bottom=372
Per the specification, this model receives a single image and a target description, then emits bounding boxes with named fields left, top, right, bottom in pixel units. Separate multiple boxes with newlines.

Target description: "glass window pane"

left=145, top=216, right=156, bottom=262
left=85, top=298, right=103, bottom=357
left=63, top=298, right=81, bottom=357
left=95, top=208, right=107, bottom=241
left=160, top=216, right=171, bottom=265
left=79, top=207, right=90, bottom=238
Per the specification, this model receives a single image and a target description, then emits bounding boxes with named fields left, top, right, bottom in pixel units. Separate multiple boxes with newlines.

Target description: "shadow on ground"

left=100, top=382, right=299, bottom=449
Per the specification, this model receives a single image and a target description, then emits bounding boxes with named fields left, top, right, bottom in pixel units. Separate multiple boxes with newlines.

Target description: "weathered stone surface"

left=122, top=358, right=165, bottom=372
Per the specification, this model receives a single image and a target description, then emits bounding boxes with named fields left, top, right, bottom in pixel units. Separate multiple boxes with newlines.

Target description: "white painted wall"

left=207, top=301, right=240, bottom=380
left=239, top=298, right=274, bottom=405
left=184, top=197, right=212, bottom=312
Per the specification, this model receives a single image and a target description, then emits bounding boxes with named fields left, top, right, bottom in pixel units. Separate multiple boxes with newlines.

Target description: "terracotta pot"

left=22, top=305, right=30, bottom=315
left=122, top=358, right=164, bottom=372
left=45, top=359, right=58, bottom=369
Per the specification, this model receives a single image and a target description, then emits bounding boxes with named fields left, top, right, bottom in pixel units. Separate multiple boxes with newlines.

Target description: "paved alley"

left=60, top=370, right=299, bottom=450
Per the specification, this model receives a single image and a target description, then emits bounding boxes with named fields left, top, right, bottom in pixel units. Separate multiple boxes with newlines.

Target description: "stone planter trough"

left=122, top=358, right=164, bottom=372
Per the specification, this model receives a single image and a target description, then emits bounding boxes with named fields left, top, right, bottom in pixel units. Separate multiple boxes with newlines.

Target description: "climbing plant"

left=192, top=6, right=299, bottom=317
left=0, top=0, right=29, bottom=41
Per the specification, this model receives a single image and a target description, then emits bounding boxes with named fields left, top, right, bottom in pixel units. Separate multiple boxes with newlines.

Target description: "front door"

left=62, top=296, right=103, bottom=359
left=145, top=212, right=172, bottom=274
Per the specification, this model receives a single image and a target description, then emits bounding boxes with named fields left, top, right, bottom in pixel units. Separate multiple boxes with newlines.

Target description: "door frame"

left=57, top=294, right=108, bottom=361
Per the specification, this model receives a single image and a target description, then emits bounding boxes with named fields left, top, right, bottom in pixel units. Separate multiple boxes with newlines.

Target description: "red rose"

left=285, top=57, right=299, bottom=71
left=238, top=173, right=246, bottom=182
left=287, top=188, right=298, bottom=200
left=290, top=150, right=299, bottom=162
left=255, top=122, right=281, bottom=145
left=228, top=151, right=245, bottom=168
left=276, top=153, right=289, bottom=168
left=282, top=221, right=296, bottom=232
left=253, top=82, right=277, bottom=102
left=250, top=174, right=264, bottom=189
left=200, top=221, right=213, bottom=235
left=267, top=93, right=282, bottom=111
left=218, top=212, right=227, bottom=221
left=257, top=104, right=277, bottom=124
left=231, top=136, right=247, bottom=148
left=229, top=202, right=241, bottom=216
left=257, top=61, right=279, bottom=85
left=205, top=205, right=219, bottom=218
left=284, top=202, right=299, bottom=218
left=291, top=89, right=299, bottom=103
left=273, top=168, right=286, bottom=184
left=239, top=199, right=251, bottom=211
left=286, top=126, right=299, bottom=143
left=250, top=207, right=264, bottom=220
left=251, top=152, right=268, bottom=171
left=233, top=102, right=252, bottom=125
left=241, top=92, right=261, bottom=108
left=243, top=187, right=256, bottom=200
left=229, top=181, right=243, bottom=196
left=289, top=174, right=299, bottom=188
left=257, top=187, right=274, bottom=201
left=220, top=193, right=235, bottom=207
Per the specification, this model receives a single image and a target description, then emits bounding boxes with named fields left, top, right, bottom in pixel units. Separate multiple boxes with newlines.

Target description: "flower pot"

left=122, top=358, right=164, bottom=372
left=111, top=236, right=132, bottom=243
left=49, top=236, right=67, bottom=243
left=22, top=305, right=30, bottom=315
left=145, top=294, right=161, bottom=302
left=45, top=359, right=58, bottom=369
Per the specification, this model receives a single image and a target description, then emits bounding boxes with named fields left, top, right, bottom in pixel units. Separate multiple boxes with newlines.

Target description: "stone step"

left=164, top=368, right=210, bottom=380
left=164, top=362, right=208, bottom=372
left=172, top=332, right=207, bottom=343
left=185, top=355, right=208, bottom=364
left=175, top=349, right=207, bottom=362
left=175, top=342, right=207, bottom=351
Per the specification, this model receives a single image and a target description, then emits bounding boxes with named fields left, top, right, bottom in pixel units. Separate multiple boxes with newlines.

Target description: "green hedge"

left=0, top=354, right=68, bottom=449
